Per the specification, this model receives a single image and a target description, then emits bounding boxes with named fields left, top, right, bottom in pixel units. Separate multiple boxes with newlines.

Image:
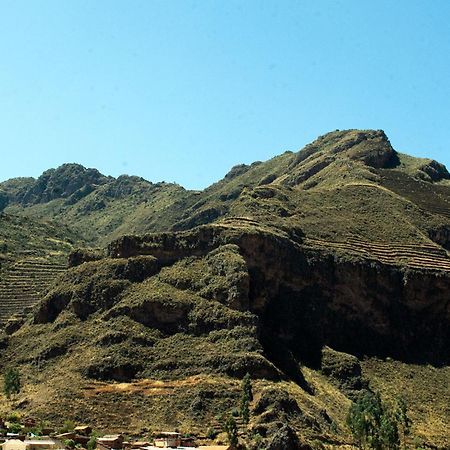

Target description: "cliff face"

left=105, top=223, right=450, bottom=367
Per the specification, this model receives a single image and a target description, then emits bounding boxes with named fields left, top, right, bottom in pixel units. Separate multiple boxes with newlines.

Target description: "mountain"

left=0, top=130, right=449, bottom=449
left=1, top=163, right=193, bottom=245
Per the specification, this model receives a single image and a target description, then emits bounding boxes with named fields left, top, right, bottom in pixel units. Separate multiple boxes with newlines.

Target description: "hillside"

left=2, top=164, right=194, bottom=245
left=0, top=129, right=449, bottom=449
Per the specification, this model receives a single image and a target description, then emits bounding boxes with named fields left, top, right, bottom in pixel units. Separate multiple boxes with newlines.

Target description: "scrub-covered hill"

left=1, top=129, right=449, bottom=449
left=1, top=163, right=193, bottom=245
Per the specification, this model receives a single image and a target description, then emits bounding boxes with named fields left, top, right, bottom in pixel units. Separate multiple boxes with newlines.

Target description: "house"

left=0, top=440, right=26, bottom=450
left=97, top=435, right=124, bottom=450
left=22, top=440, right=63, bottom=450
left=153, top=432, right=181, bottom=448
left=1, top=439, right=63, bottom=450
left=74, top=426, right=92, bottom=437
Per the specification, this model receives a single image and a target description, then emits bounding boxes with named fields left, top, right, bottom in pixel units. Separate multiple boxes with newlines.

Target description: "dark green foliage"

left=0, top=191, right=9, bottom=212
left=63, top=439, right=76, bottom=449
left=8, top=422, right=23, bottom=434
left=346, top=391, right=409, bottom=449
left=206, top=427, right=218, bottom=440
left=240, top=373, right=253, bottom=424
left=7, top=413, right=20, bottom=423
left=86, top=432, right=98, bottom=450
left=394, top=396, right=411, bottom=445
left=60, top=420, right=75, bottom=433
left=3, top=367, right=21, bottom=399
left=223, top=415, right=239, bottom=447
left=242, top=372, right=253, bottom=401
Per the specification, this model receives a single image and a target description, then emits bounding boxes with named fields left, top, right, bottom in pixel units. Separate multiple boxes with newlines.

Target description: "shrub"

left=87, top=432, right=98, bottom=450
left=8, top=423, right=23, bottom=434
left=223, top=415, right=238, bottom=447
left=206, top=427, right=218, bottom=440
left=64, top=440, right=76, bottom=449
left=60, top=420, right=75, bottom=433
left=3, top=368, right=21, bottom=399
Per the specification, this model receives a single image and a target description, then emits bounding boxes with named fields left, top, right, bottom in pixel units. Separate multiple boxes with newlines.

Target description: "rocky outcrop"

left=428, top=225, right=450, bottom=250
left=18, top=164, right=110, bottom=205
left=106, top=224, right=450, bottom=366
left=320, top=347, right=365, bottom=399
left=417, top=160, right=450, bottom=182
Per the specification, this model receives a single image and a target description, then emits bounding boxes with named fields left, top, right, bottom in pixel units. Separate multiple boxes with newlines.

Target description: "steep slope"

left=0, top=129, right=449, bottom=448
left=0, top=213, right=80, bottom=332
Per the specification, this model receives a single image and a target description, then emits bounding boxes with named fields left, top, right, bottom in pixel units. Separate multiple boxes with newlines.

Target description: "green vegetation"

left=60, top=420, right=75, bottom=433
left=240, top=373, right=252, bottom=424
left=86, top=432, right=98, bottom=450
left=223, top=415, right=239, bottom=447
left=347, top=391, right=411, bottom=449
left=63, top=439, right=76, bottom=449
left=7, top=422, right=22, bottom=434
left=3, top=367, right=21, bottom=399
left=0, top=191, right=8, bottom=212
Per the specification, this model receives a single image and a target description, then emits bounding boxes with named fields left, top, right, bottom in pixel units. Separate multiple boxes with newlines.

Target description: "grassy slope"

left=0, top=213, right=81, bottom=265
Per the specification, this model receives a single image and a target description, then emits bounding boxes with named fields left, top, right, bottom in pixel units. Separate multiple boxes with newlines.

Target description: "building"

left=1, top=439, right=63, bottom=450
left=97, top=435, right=124, bottom=450
left=74, top=426, right=92, bottom=436
left=153, top=433, right=181, bottom=448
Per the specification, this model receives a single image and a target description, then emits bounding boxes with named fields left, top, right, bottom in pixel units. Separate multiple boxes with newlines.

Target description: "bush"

left=223, top=415, right=238, bottom=447
left=7, top=413, right=20, bottom=423
left=64, top=440, right=76, bottom=449
left=8, top=423, right=23, bottom=434
left=3, top=368, right=21, bottom=399
left=240, top=372, right=252, bottom=425
left=206, top=427, right=218, bottom=440
left=60, top=420, right=75, bottom=433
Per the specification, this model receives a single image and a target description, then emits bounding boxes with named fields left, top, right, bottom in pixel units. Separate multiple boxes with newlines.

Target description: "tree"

left=240, top=373, right=253, bottom=425
left=347, top=391, right=409, bottom=450
left=3, top=367, right=21, bottom=399
left=87, top=432, right=98, bottom=450
left=223, top=415, right=238, bottom=447
left=394, top=396, right=411, bottom=448
left=242, top=372, right=253, bottom=401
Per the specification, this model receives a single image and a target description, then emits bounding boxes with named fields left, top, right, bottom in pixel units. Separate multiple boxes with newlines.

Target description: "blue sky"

left=0, top=0, right=449, bottom=189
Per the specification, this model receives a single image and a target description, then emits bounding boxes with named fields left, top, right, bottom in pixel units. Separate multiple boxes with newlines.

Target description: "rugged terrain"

left=0, top=129, right=449, bottom=448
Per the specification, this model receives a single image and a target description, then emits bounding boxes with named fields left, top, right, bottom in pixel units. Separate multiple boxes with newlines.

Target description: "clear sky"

left=0, top=0, right=449, bottom=189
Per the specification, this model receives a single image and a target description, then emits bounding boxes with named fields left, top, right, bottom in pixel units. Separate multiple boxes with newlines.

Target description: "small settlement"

left=0, top=418, right=231, bottom=450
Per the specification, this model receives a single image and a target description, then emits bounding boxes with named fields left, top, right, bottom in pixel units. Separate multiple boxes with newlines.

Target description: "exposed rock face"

left=106, top=224, right=450, bottom=366
left=17, top=164, right=109, bottom=205
left=417, top=160, right=450, bottom=182
left=320, top=346, right=365, bottom=399
left=429, top=225, right=450, bottom=250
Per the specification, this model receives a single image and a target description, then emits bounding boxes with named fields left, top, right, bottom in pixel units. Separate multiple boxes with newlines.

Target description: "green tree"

left=223, top=415, right=238, bottom=447
left=3, top=367, right=21, bottom=399
left=347, top=391, right=405, bottom=450
left=240, top=373, right=253, bottom=425
left=242, top=372, right=253, bottom=401
left=394, top=396, right=411, bottom=448
left=87, top=432, right=98, bottom=450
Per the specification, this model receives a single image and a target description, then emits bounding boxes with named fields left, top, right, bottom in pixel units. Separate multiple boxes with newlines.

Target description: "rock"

left=320, top=346, right=365, bottom=398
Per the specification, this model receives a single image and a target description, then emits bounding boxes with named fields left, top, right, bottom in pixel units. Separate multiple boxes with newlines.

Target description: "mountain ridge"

left=0, top=129, right=449, bottom=449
